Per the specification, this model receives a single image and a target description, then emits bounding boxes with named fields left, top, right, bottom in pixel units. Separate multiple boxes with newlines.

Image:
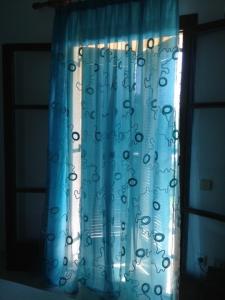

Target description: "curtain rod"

left=32, top=0, right=139, bottom=10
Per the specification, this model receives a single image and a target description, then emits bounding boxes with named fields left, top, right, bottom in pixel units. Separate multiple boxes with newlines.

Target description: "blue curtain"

left=45, top=1, right=180, bottom=299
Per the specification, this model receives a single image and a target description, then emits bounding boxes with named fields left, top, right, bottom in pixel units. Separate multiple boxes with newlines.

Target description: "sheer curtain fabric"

left=45, top=1, right=180, bottom=299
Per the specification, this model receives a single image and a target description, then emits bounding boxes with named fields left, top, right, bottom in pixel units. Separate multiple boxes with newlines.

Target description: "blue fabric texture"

left=45, top=1, right=180, bottom=299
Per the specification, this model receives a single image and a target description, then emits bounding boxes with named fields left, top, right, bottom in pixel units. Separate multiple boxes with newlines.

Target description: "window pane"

left=189, top=108, right=225, bottom=215
left=186, top=214, right=225, bottom=278
left=15, top=110, right=48, bottom=187
left=14, top=51, right=50, bottom=105
left=194, top=29, right=225, bottom=103
left=16, top=193, right=46, bottom=241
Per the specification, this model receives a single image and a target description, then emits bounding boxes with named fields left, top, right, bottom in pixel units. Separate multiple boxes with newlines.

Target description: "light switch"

left=200, top=179, right=213, bottom=191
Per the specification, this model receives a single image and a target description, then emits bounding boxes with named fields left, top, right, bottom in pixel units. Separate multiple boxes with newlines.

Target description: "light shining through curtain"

left=45, top=1, right=180, bottom=299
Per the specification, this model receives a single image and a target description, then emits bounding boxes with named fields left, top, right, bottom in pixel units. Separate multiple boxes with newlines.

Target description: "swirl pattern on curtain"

left=44, top=1, right=180, bottom=299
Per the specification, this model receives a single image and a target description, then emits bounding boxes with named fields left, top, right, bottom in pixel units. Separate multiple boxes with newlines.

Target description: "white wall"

left=0, top=0, right=225, bottom=254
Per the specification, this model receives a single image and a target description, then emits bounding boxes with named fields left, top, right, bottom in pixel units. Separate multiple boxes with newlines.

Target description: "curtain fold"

left=45, top=1, right=180, bottom=299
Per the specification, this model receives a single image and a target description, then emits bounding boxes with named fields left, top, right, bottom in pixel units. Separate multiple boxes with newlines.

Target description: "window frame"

left=179, top=14, right=225, bottom=299
left=2, top=16, right=200, bottom=296
left=2, top=43, right=51, bottom=270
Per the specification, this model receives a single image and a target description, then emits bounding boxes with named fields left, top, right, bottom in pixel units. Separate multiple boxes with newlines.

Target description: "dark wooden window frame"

left=2, top=43, right=51, bottom=270
left=179, top=14, right=198, bottom=297
left=179, top=14, right=225, bottom=299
